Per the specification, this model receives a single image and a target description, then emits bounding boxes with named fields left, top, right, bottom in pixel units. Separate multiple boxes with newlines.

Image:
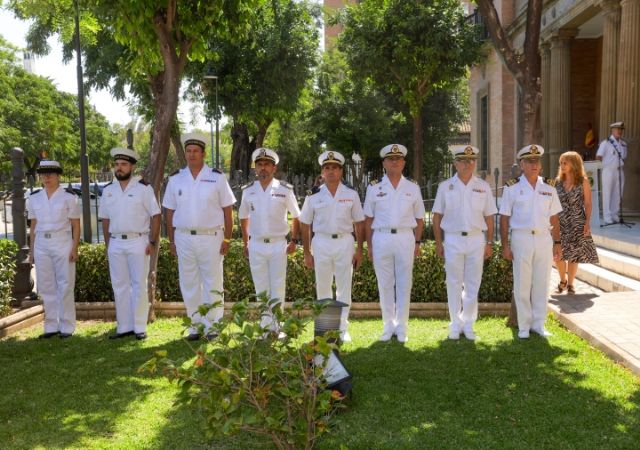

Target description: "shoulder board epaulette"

left=505, top=177, right=519, bottom=187
left=169, top=169, right=180, bottom=176
left=405, top=177, right=418, bottom=184
left=369, top=179, right=379, bottom=186
left=212, top=168, right=222, bottom=174
left=544, top=178, right=557, bottom=187
left=64, top=187, right=76, bottom=195
left=138, top=179, right=149, bottom=186
left=280, top=181, right=293, bottom=189
left=103, top=181, right=113, bottom=188
left=241, top=181, right=254, bottom=190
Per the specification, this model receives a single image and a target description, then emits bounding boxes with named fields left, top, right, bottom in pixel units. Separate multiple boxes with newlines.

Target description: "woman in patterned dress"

left=555, top=151, right=599, bottom=294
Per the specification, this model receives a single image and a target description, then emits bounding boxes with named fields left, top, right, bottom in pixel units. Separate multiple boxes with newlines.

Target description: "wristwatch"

left=553, top=240, right=561, bottom=245
left=149, top=240, right=157, bottom=246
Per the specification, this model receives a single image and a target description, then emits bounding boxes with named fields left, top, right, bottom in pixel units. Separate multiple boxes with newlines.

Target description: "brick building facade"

left=470, top=0, right=640, bottom=214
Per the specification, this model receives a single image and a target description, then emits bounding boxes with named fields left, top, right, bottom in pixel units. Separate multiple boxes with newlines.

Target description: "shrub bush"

left=0, top=239, right=18, bottom=317
left=75, top=239, right=513, bottom=303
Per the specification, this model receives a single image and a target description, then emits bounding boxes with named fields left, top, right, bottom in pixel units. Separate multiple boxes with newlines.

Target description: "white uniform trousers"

left=601, top=166, right=624, bottom=223
left=175, top=232, right=224, bottom=334
left=372, top=230, right=415, bottom=335
left=34, top=233, right=76, bottom=334
left=248, top=238, right=288, bottom=329
left=312, top=234, right=355, bottom=332
left=511, top=230, right=553, bottom=332
left=444, top=233, right=485, bottom=333
left=108, top=236, right=150, bottom=334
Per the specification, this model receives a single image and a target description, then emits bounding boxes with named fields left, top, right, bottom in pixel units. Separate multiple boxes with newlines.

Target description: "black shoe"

left=205, top=332, right=218, bottom=341
left=109, top=331, right=135, bottom=340
left=59, top=333, right=73, bottom=339
left=135, top=332, right=147, bottom=340
left=38, top=332, right=59, bottom=339
left=186, top=333, right=201, bottom=341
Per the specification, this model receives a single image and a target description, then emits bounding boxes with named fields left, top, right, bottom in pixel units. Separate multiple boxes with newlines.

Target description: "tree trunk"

left=170, top=119, right=186, bottom=167
left=412, top=113, right=423, bottom=182
left=231, top=121, right=251, bottom=175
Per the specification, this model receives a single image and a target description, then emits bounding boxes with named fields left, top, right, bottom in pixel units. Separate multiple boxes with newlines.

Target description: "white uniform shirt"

left=499, top=176, right=562, bottom=230
left=299, top=183, right=365, bottom=233
left=238, top=178, right=301, bottom=238
left=363, top=175, right=425, bottom=229
left=27, top=187, right=80, bottom=232
left=162, top=166, right=236, bottom=229
left=99, top=177, right=161, bottom=234
left=596, top=135, right=627, bottom=168
left=432, top=174, right=497, bottom=232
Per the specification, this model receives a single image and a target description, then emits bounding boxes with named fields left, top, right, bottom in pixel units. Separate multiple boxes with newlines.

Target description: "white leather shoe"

left=448, top=331, right=460, bottom=340
left=518, top=330, right=530, bottom=339
left=341, top=331, right=352, bottom=343
left=396, top=332, right=408, bottom=343
left=532, top=328, right=553, bottom=338
left=379, top=330, right=394, bottom=342
left=463, top=328, right=477, bottom=341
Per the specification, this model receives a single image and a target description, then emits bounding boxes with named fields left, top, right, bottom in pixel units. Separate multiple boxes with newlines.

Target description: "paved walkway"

left=548, top=268, right=640, bottom=376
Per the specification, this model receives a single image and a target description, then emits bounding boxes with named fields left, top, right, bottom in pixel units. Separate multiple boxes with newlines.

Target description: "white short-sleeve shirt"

left=432, top=174, right=497, bottom=232
left=363, top=175, right=425, bottom=229
left=596, top=135, right=627, bottom=169
left=299, top=183, right=365, bottom=234
left=27, top=187, right=80, bottom=232
left=238, top=178, right=301, bottom=239
left=99, top=177, right=161, bottom=234
left=499, top=176, right=562, bottom=230
left=161, top=166, right=236, bottom=229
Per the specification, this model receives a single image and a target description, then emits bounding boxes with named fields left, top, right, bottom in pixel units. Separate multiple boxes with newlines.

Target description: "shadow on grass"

left=319, top=320, right=640, bottom=450
left=0, top=323, right=211, bottom=450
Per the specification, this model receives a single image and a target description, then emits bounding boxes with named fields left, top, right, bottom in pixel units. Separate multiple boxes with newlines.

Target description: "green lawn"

left=1, top=317, right=639, bottom=449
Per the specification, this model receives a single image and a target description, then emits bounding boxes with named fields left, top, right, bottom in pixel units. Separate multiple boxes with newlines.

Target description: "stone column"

left=548, top=29, right=577, bottom=177
left=540, top=42, right=552, bottom=172
left=617, top=0, right=640, bottom=212
left=599, top=0, right=621, bottom=139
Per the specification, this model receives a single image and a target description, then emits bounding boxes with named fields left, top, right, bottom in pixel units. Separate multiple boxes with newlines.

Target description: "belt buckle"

left=190, top=230, right=197, bottom=235
left=331, top=234, right=338, bottom=239
left=390, top=229, right=397, bottom=234
left=44, top=233, right=51, bottom=239
left=461, top=231, right=468, bottom=236
left=264, top=238, right=271, bottom=243
left=531, top=230, right=536, bottom=235
left=122, top=234, right=128, bottom=239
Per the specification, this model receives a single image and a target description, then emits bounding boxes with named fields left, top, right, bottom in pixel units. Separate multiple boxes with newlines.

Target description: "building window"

left=479, top=95, right=489, bottom=171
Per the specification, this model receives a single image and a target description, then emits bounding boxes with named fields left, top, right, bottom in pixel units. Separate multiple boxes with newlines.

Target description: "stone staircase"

left=575, top=231, right=640, bottom=292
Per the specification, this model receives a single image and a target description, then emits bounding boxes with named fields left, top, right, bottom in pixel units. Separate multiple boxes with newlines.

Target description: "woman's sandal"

left=567, top=285, right=576, bottom=295
left=556, top=280, right=568, bottom=293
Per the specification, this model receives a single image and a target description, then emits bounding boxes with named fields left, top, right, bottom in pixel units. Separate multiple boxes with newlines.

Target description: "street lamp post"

left=203, top=73, right=220, bottom=169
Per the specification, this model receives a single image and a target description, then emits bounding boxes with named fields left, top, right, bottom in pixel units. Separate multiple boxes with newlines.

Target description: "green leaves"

left=0, top=239, right=18, bottom=317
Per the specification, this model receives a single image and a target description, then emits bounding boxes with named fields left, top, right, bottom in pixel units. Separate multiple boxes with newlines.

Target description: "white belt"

left=512, top=229, right=549, bottom=235
left=314, top=232, right=352, bottom=239
left=447, top=230, right=483, bottom=237
left=374, top=227, right=413, bottom=234
left=110, top=232, right=147, bottom=239
left=251, top=236, right=287, bottom=243
left=37, top=230, right=71, bottom=239
left=176, top=227, right=222, bottom=236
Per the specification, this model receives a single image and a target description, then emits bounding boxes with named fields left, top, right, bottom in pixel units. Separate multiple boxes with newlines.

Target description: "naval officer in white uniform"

left=299, top=150, right=365, bottom=342
left=27, top=160, right=80, bottom=339
left=100, top=147, right=161, bottom=340
left=239, top=148, right=301, bottom=331
left=162, top=133, right=236, bottom=340
left=363, top=144, right=425, bottom=343
left=596, top=121, right=627, bottom=224
left=499, top=145, right=562, bottom=339
left=432, top=145, right=497, bottom=341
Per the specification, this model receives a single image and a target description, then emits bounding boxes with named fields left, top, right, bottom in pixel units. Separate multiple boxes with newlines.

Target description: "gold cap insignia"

left=259, top=149, right=266, bottom=157
left=530, top=145, right=539, bottom=155
left=391, top=144, right=400, bottom=154
left=327, top=151, right=334, bottom=160
left=464, top=146, right=474, bottom=155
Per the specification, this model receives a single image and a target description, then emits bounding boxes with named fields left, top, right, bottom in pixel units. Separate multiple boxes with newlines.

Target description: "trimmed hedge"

left=75, top=239, right=513, bottom=303
left=0, top=239, right=18, bottom=317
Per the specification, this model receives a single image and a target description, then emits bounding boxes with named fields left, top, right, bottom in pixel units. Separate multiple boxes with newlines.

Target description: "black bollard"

left=11, top=147, right=35, bottom=305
